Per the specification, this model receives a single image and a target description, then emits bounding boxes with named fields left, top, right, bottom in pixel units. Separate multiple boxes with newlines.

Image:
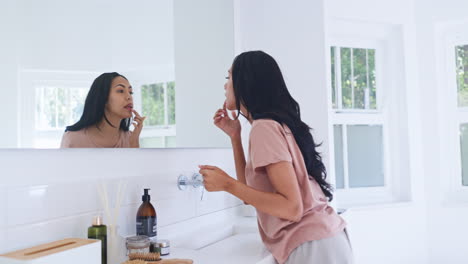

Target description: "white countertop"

left=161, top=217, right=275, bottom=264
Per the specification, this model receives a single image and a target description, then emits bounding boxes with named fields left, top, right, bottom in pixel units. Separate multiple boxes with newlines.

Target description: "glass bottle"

left=88, top=216, right=107, bottom=264
left=136, top=189, right=157, bottom=242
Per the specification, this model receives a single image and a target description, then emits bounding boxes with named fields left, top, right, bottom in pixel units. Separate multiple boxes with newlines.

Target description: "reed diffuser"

left=98, top=179, right=127, bottom=264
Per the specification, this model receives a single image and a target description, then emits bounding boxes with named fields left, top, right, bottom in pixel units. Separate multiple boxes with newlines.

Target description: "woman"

left=199, top=51, right=353, bottom=263
left=61, top=72, right=145, bottom=148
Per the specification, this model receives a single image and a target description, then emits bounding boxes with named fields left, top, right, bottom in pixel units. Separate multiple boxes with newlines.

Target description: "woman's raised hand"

left=130, top=109, right=146, bottom=147
left=213, top=102, right=241, bottom=139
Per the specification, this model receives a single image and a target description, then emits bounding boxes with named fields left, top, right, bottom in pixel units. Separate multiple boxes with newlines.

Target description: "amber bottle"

left=136, top=189, right=157, bottom=242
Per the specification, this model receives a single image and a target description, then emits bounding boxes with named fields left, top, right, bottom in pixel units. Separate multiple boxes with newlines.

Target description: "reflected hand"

left=130, top=109, right=146, bottom=148
left=213, top=102, right=241, bottom=139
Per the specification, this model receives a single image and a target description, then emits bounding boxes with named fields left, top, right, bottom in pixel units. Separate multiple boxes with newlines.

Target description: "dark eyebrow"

left=115, top=84, right=132, bottom=89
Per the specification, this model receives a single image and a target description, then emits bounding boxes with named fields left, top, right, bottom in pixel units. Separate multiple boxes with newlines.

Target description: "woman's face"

left=224, top=68, right=236, bottom=110
left=106, top=76, right=133, bottom=119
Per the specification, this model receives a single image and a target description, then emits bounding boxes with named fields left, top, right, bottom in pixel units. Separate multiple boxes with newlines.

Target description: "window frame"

left=125, top=71, right=177, bottom=147
left=435, top=24, right=468, bottom=202
left=327, top=33, right=403, bottom=208
left=19, top=70, right=98, bottom=148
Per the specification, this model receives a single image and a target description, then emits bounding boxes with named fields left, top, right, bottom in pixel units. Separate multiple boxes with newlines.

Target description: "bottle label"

left=136, top=216, right=157, bottom=238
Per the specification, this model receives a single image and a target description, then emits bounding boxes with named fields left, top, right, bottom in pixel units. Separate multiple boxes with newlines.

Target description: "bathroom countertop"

left=168, top=239, right=274, bottom=264
left=165, top=217, right=275, bottom=264
left=161, top=247, right=202, bottom=263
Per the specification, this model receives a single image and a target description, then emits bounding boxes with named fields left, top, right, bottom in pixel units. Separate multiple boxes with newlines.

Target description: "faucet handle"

left=191, top=173, right=204, bottom=188
left=177, top=174, right=189, bottom=190
left=177, top=173, right=204, bottom=190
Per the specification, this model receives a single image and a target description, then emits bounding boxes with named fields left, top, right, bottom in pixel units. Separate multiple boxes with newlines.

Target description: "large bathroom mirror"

left=0, top=0, right=235, bottom=148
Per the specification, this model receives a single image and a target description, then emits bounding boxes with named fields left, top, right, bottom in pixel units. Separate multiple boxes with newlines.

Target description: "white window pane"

left=353, top=48, right=367, bottom=109
left=35, top=87, right=57, bottom=129
left=56, top=87, right=68, bottom=128
left=35, top=87, right=46, bottom=129
left=142, top=83, right=165, bottom=126
left=455, top=45, right=468, bottom=107
left=340, top=48, right=353, bottom=108
left=331, top=47, right=337, bottom=108
left=332, top=47, right=377, bottom=110
left=35, top=86, right=86, bottom=130
left=167, top=81, right=176, bottom=125
left=460, top=123, right=468, bottom=186
left=347, top=125, right=384, bottom=188
left=368, top=49, right=377, bottom=109
left=334, top=125, right=345, bottom=189
left=70, top=88, right=86, bottom=122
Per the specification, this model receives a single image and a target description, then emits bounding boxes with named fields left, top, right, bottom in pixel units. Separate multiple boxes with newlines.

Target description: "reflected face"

left=106, top=76, right=133, bottom=119
left=224, top=68, right=236, bottom=110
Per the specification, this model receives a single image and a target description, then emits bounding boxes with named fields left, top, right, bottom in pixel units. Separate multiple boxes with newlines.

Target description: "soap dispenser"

left=136, top=189, right=157, bottom=242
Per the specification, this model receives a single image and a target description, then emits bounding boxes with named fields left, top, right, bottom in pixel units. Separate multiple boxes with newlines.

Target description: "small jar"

left=126, top=235, right=150, bottom=255
left=150, top=241, right=160, bottom=254
left=157, top=239, right=170, bottom=256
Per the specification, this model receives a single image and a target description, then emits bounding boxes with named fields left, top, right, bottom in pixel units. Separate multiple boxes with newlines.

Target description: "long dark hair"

left=65, top=72, right=131, bottom=132
left=232, top=51, right=334, bottom=201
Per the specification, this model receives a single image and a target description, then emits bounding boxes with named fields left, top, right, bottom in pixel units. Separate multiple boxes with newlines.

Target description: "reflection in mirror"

left=0, top=0, right=234, bottom=148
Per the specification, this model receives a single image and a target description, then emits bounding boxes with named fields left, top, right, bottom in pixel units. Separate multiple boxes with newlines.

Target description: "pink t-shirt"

left=246, top=119, right=346, bottom=264
left=60, top=128, right=131, bottom=148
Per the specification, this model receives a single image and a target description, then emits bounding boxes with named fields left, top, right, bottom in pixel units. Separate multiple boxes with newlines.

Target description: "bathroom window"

left=35, top=86, right=87, bottom=131
left=139, top=81, right=176, bottom=148
left=455, top=44, right=468, bottom=186
left=333, top=124, right=384, bottom=188
left=433, top=26, right=468, bottom=202
left=141, top=81, right=176, bottom=127
left=331, top=47, right=377, bottom=110
left=16, top=71, right=100, bottom=148
left=329, top=22, right=411, bottom=207
left=330, top=46, right=386, bottom=190
left=28, top=79, right=90, bottom=148
left=431, top=24, right=468, bottom=203
left=33, top=85, right=88, bottom=148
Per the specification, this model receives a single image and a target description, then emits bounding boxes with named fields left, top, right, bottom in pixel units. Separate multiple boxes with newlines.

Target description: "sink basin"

left=168, top=219, right=275, bottom=264
left=194, top=232, right=273, bottom=264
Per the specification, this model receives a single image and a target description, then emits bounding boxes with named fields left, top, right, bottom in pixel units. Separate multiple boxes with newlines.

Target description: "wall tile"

left=0, top=186, right=6, bottom=229
left=0, top=148, right=238, bottom=254
left=7, top=182, right=99, bottom=226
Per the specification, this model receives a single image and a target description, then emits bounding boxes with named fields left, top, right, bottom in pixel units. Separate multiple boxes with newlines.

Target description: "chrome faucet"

left=177, top=173, right=204, bottom=190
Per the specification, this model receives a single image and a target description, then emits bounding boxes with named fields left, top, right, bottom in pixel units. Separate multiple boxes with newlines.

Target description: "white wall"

left=235, top=0, right=331, bottom=169
left=0, top=148, right=240, bottom=253
left=15, top=0, right=174, bottom=72
left=415, top=0, right=468, bottom=263
left=174, top=0, right=233, bottom=148
left=0, top=0, right=19, bottom=148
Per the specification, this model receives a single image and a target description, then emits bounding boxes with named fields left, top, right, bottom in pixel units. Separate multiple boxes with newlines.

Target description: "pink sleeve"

left=250, top=121, right=292, bottom=170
